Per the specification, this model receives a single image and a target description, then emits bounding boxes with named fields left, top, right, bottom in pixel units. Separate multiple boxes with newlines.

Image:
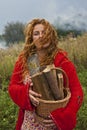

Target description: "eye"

left=33, top=31, right=39, bottom=36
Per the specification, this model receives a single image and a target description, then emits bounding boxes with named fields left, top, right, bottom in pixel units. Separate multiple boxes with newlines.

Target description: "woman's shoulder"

left=54, top=49, right=69, bottom=65
left=54, top=49, right=76, bottom=76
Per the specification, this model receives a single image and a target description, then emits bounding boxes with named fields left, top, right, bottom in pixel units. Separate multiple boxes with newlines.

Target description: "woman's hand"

left=42, top=116, right=57, bottom=128
left=29, top=89, right=41, bottom=106
left=24, top=74, right=33, bottom=86
left=24, top=74, right=41, bottom=107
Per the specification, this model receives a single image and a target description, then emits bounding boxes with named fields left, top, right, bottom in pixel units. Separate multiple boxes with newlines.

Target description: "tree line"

left=0, top=21, right=83, bottom=46
left=2, top=22, right=25, bottom=46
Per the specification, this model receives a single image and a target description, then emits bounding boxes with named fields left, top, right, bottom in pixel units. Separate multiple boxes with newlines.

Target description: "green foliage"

left=56, top=28, right=82, bottom=38
left=0, top=35, right=4, bottom=40
left=0, top=90, right=18, bottom=130
left=74, top=71, right=87, bottom=130
left=3, top=22, right=25, bottom=45
left=75, top=88, right=87, bottom=130
left=78, top=70, right=87, bottom=88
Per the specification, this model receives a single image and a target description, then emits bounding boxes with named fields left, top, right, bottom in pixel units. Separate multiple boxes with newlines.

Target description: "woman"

left=8, top=18, right=83, bottom=130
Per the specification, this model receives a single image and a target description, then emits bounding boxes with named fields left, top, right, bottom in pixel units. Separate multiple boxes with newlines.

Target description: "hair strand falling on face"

left=17, top=18, right=59, bottom=81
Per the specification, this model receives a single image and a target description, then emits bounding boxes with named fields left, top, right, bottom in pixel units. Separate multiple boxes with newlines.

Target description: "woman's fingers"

left=24, top=74, right=33, bottom=85
left=29, top=89, right=41, bottom=98
left=29, top=89, right=41, bottom=106
left=30, top=82, right=33, bottom=87
left=43, top=117, right=54, bottom=124
left=29, top=94, right=39, bottom=106
left=42, top=119, right=56, bottom=128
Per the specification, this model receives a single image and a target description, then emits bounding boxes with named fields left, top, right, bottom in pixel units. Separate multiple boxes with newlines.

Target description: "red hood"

left=54, top=51, right=68, bottom=67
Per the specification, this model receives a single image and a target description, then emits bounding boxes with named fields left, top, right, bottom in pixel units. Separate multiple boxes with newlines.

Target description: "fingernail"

left=37, top=101, right=39, bottom=105
left=39, top=94, right=42, bottom=97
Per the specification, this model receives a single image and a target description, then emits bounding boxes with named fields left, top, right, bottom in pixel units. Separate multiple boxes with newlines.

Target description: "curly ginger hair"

left=17, top=18, right=59, bottom=81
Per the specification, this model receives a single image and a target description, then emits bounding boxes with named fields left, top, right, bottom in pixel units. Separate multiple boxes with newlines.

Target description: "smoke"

left=54, top=12, right=87, bottom=31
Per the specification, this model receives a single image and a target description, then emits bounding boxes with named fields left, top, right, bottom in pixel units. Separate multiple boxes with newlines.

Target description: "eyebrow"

left=33, top=30, right=45, bottom=34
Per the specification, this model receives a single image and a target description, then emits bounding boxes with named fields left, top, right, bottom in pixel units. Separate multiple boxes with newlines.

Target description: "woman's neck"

left=37, top=49, right=47, bottom=62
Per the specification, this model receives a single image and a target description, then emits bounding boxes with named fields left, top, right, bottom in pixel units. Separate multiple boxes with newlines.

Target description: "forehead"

left=33, top=24, right=45, bottom=31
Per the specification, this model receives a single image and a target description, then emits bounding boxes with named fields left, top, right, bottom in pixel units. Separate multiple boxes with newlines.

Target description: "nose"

left=39, top=32, right=43, bottom=38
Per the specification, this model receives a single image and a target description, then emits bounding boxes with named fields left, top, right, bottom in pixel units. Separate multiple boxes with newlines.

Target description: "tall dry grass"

left=0, top=33, right=87, bottom=87
left=0, top=43, right=24, bottom=88
left=58, top=33, right=87, bottom=70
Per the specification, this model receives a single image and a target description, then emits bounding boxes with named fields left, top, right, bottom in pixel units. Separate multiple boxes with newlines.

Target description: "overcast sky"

left=0, top=0, right=87, bottom=34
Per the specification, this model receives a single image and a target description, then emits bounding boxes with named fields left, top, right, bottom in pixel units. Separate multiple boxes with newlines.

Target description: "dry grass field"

left=0, top=33, right=87, bottom=130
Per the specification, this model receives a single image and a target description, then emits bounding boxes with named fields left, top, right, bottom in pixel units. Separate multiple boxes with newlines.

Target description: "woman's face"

left=32, top=23, right=50, bottom=49
left=33, top=24, right=45, bottom=42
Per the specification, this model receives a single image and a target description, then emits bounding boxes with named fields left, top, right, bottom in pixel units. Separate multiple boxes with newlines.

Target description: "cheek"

left=33, top=35, right=39, bottom=41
